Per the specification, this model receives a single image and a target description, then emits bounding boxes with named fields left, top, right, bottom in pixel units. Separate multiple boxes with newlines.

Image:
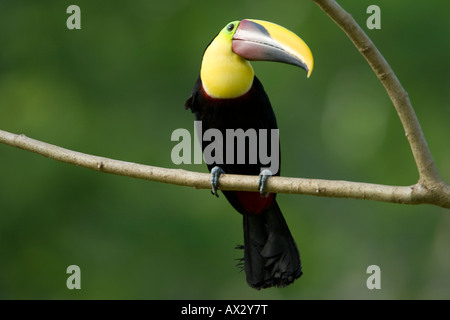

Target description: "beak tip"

left=305, top=60, right=313, bottom=78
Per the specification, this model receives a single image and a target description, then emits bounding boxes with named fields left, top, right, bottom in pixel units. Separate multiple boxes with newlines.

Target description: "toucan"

left=185, top=19, right=313, bottom=289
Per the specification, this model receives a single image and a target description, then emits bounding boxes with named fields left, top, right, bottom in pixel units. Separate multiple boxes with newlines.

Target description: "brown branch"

left=0, top=129, right=449, bottom=208
left=311, top=0, right=449, bottom=207
left=311, top=0, right=443, bottom=186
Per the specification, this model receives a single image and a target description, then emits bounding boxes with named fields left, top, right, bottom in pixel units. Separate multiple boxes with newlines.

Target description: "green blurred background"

left=0, top=0, right=449, bottom=299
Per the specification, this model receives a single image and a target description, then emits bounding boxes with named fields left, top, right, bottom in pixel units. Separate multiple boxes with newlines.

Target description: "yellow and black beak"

left=232, top=19, right=313, bottom=77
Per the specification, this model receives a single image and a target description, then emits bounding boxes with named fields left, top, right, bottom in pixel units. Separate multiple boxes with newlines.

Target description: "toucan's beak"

left=232, top=19, right=313, bottom=77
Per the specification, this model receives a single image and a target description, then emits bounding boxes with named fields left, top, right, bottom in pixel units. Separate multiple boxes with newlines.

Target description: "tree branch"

left=0, top=129, right=449, bottom=208
left=0, top=1, right=448, bottom=209
left=311, top=0, right=443, bottom=187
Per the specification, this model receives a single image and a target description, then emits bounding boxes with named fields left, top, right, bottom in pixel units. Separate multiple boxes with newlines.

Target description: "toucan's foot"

left=211, top=166, right=225, bottom=197
left=258, top=169, right=273, bottom=198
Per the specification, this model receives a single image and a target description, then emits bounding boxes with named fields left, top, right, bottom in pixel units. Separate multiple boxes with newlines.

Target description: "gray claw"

left=258, top=169, right=273, bottom=198
left=211, top=166, right=225, bottom=197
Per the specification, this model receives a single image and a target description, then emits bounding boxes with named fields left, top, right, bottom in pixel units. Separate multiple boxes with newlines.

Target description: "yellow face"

left=200, top=19, right=313, bottom=99
left=200, top=21, right=255, bottom=99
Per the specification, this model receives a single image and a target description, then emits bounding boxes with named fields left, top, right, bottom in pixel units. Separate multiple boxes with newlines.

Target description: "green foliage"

left=0, top=0, right=448, bottom=299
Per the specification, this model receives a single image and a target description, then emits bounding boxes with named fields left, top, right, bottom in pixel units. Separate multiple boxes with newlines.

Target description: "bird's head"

left=201, top=19, right=313, bottom=99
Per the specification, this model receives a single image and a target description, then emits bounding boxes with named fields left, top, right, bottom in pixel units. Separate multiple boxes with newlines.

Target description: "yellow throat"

left=200, top=23, right=254, bottom=99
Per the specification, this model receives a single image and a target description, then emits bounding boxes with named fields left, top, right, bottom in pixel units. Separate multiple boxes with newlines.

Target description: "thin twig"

left=311, top=0, right=442, bottom=187
left=0, top=130, right=449, bottom=208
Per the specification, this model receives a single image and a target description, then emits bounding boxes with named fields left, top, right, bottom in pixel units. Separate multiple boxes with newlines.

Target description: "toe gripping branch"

left=211, top=166, right=225, bottom=197
left=258, top=169, right=273, bottom=198
left=211, top=167, right=273, bottom=198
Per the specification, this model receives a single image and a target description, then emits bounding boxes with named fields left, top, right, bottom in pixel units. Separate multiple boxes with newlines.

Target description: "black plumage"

left=185, top=76, right=302, bottom=289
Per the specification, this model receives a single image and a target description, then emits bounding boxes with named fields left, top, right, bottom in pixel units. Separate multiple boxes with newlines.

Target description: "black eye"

left=227, top=23, right=235, bottom=32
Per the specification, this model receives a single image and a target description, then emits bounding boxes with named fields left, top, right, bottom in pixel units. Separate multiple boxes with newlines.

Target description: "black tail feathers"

left=241, top=201, right=301, bottom=289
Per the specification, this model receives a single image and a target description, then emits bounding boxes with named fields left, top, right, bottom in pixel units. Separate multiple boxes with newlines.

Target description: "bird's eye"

left=227, top=23, right=235, bottom=32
